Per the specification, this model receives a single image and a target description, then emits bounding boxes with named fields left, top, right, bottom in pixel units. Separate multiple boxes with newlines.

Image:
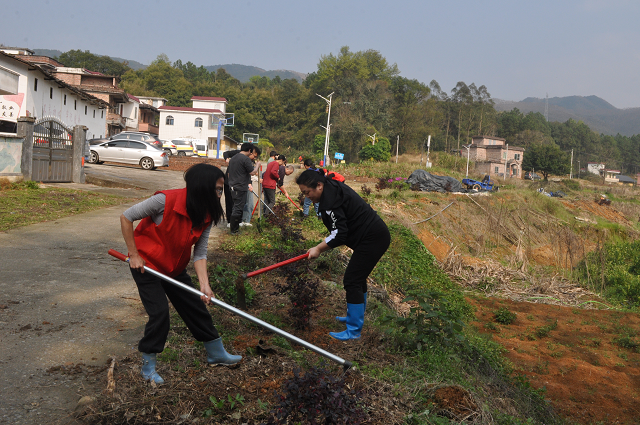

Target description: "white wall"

left=159, top=109, right=223, bottom=142
left=0, top=56, right=107, bottom=139
left=192, top=99, right=226, bottom=112
left=122, top=99, right=139, bottom=131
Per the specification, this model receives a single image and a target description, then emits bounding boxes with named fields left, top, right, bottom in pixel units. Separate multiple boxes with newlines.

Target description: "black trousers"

left=263, top=188, right=276, bottom=214
left=229, top=189, right=247, bottom=233
left=343, top=220, right=391, bottom=304
left=223, top=179, right=233, bottom=222
left=131, top=268, right=219, bottom=353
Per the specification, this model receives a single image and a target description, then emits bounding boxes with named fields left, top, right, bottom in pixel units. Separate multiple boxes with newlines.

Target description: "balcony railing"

left=106, top=112, right=126, bottom=128
left=138, top=122, right=159, bottom=135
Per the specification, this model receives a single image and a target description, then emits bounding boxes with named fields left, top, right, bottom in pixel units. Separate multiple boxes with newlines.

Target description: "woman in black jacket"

left=296, top=169, right=390, bottom=340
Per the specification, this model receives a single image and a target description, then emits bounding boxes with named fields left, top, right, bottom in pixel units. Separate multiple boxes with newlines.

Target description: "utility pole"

left=426, top=135, right=432, bottom=168
left=504, top=143, right=509, bottom=181
left=395, top=135, right=399, bottom=164
left=570, top=149, right=574, bottom=179
left=316, top=92, right=334, bottom=167
left=463, top=144, right=471, bottom=178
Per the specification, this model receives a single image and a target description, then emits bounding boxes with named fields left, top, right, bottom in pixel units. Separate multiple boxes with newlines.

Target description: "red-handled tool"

left=280, top=189, right=302, bottom=211
left=243, top=253, right=309, bottom=278
left=108, top=249, right=351, bottom=370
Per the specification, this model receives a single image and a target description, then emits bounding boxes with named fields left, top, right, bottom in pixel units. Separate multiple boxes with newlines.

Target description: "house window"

left=494, top=166, right=499, bottom=173
left=64, top=95, right=67, bottom=105
left=93, top=110, right=95, bottom=118
left=101, top=110, right=104, bottom=118
left=74, top=100, right=77, bottom=110
left=503, top=152, right=507, bottom=159
left=134, top=107, right=137, bottom=119
left=49, top=87, right=53, bottom=99
left=120, top=105, right=123, bottom=116
left=166, top=115, right=174, bottom=125
left=85, top=105, right=88, bottom=115
left=34, top=78, right=38, bottom=91
left=195, top=117, right=203, bottom=127
left=514, top=153, right=520, bottom=161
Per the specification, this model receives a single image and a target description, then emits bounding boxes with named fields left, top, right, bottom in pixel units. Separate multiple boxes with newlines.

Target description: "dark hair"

left=296, top=169, right=326, bottom=189
left=240, top=143, right=262, bottom=157
left=183, top=164, right=224, bottom=227
left=303, top=158, right=316, bottom=168
left=270, top=150, right=277, bottom=157
left=276, top=154, right=286, bottom=162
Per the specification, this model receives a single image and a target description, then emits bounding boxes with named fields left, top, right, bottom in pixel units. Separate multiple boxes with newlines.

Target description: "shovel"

left=108, top=249, right=351, bottom=370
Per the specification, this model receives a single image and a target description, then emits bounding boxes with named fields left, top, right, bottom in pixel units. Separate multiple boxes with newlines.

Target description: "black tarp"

left=406, top=169, right=465, bottom=193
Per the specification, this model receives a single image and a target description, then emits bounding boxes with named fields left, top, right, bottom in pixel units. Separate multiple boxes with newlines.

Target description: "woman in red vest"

left=120, top=163, right=241, bottom=384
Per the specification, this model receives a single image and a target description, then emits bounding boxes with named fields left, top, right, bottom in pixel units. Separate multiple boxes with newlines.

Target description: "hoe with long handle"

left=108, top=249, right=351, bottom=370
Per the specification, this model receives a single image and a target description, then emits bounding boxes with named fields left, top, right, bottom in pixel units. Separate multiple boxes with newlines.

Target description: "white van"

left=191, top=139, right=209, bottom=157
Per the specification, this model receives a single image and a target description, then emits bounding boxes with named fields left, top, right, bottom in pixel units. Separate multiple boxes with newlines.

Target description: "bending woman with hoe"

left=296, top=169, right=390, bottom=341
left=120, top=163, right=241, bottom=384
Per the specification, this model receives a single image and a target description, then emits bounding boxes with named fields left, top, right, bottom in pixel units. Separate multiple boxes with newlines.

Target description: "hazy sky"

left=3, top=0, right=639, bottom=108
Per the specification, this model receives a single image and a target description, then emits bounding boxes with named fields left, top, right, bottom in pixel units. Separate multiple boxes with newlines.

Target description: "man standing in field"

left=227, top=143, right=261, bottom=234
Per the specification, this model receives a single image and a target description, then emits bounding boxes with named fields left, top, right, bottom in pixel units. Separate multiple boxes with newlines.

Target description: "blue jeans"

left=303, top=197, right=319, bottom=216
left=243, top=191, right=254, bottom=223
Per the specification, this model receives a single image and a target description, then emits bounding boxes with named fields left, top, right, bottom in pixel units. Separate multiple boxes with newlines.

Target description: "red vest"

left=262, top=160, right=280, bottom=189
left=133, top=188, right=210, bottom=277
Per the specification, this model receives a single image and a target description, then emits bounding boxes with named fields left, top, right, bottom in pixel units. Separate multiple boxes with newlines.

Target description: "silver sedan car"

left=88, top=140, right=169, bottom=170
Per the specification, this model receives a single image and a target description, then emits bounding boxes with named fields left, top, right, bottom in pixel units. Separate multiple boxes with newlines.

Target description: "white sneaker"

left=226, top=223, right=230, bottom=228
left=239, top=222, right=252, bottom=227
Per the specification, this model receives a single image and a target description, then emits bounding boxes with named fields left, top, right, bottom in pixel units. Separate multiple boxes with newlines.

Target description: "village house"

left=587, top=162, right=605, bottom=176
left=463, top=135, right=524, bottom=179
left=0, top=50, right=108, bottom=138
left=134, top=96, right=166, bottom=136
left=158, top=96, right=238, bottom=156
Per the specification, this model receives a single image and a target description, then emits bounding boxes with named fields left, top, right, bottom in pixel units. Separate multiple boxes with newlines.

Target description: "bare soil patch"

left=468, top=296, right=640, bottom=424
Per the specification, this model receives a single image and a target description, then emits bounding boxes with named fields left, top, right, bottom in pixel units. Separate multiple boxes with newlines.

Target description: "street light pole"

left=463, top=144, right=471, bottom=178
left=316, top=92, right=334, bottom=167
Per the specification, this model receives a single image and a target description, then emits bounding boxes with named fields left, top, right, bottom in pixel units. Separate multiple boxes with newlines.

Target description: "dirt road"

left=0, top=165, right=202, bottom=424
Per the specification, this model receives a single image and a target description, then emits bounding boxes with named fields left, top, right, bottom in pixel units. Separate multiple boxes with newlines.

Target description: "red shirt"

left=262, top=160, right=280, bottom=189
left=133, top=188, right=211, bottom=277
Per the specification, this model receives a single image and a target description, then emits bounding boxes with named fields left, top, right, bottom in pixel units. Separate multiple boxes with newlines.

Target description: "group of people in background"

left=117, top=145, right=390, bottom=384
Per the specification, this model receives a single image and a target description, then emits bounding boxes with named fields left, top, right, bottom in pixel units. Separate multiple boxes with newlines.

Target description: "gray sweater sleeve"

left=123, top=193, right=210, bottom=262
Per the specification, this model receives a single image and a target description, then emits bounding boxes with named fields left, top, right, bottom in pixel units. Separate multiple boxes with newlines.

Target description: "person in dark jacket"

left=296, top=169, right=391, bottom=340
left=120, top=164, right=241, bottom=384
left=223, top=149, right=240, bottom=223
left=227, top=143, right=261, bottom=234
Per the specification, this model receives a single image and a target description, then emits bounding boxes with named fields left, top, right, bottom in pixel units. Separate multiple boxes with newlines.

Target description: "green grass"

left=0, top=181, right=129, bottom=231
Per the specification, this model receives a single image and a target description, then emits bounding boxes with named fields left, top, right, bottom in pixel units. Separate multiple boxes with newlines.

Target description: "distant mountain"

left=205, top=64, right=306, bottom=83
left=494, top=95, right=640, bottom=136
left=32, top=49, right=147, bottom=70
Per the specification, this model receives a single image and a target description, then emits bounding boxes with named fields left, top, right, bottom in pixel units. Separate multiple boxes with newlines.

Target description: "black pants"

left=344, top=220, right=391, bottom=304
left=223, top=179, right=233, bottom=222
left=229, top=189, right=247, bottom=233
left=131, top=268, right=219, bottom=353
left=263, top=188, right=276, bottom=214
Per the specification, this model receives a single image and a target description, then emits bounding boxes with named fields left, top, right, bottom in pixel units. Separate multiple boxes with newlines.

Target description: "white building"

left=0, top=51, right=108, bottom=138
left=158, top=96, right=232, bottom=156
left=122, top=93, right=140, bottom=132
left=587, top=162, right=605, bottom=176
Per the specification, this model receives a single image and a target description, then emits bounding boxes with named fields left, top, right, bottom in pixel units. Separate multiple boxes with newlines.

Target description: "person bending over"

left=120, top=164, right=241, bottom=384
left=296, top=169, right=390, bottom=341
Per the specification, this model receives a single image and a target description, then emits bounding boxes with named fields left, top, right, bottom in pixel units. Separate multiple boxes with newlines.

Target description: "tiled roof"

left=127, top=93, right=141, bottom=103
left=191, top=96, right=227, bottom=102
left=84, top=69, right=105, bottom=76
left=159, top=105, right=223, bottom=114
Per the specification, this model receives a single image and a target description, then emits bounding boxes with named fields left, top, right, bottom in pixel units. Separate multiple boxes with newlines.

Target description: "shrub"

left=264, top=367, right=368, bottom=424
left=381, top=289, right=466, bottom=350
left=358, top=137, right=391, bottom=162
left=272, top=250, right=320, bottom=330
left=494, top=307, right=517, bottom=325
left=207, top=264, right=255, bottom=306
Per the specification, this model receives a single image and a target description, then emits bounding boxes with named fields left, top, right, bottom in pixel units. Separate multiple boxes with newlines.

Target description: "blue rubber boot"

left=336, top=293, right=366, bottom=323
left=141, top=353, right=164, bottom=384
left=330, top=303, right=365, bottom=341
left=204, top=338, right=242, bottom=365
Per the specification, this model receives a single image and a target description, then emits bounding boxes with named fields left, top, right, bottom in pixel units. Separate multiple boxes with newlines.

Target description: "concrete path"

left=0, top=166, right=217, bottom=424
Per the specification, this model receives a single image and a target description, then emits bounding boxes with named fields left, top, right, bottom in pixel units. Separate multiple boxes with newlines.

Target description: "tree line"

left=56, top=48, right=640, bottom=174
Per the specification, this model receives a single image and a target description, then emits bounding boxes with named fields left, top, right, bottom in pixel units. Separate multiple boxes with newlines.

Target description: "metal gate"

left=32, top=117, right=74, bottom=182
